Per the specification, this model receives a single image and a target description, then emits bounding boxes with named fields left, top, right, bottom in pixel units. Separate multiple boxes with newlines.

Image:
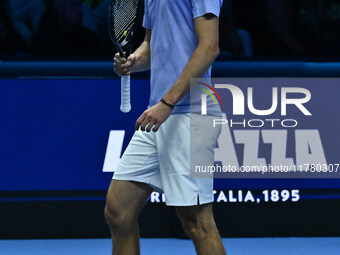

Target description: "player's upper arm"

left=191, top=0, right=222, bottom=53
left=194, top=14, right=220, bottom=55
left=145, top=29, right=151, bottom=44
left=191, top=0, right=222, bottom=19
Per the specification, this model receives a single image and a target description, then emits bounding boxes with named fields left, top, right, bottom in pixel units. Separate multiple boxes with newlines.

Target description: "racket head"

left=108, top=0, right=140, bottom=58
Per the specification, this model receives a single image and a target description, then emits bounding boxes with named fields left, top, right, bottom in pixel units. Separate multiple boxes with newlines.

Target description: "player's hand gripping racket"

left=109, top=0, right=140, bottom=113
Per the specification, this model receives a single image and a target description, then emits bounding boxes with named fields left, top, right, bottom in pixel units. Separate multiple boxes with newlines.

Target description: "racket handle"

left=120, top=75, right=131, bottom=113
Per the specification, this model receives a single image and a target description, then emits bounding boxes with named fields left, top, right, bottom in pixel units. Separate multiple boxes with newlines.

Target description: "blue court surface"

left=1, top=237, right=339, bottom=255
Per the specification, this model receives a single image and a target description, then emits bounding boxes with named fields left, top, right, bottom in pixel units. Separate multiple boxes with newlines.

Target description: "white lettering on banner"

left=214, top=114, right=327, bottom=170
left=150, top=192, right=166, bottom=203
left=102, top=125, right=326, bottom=175
left=261, top=130, right=294, bottom=167
left=216, top=190, right=227, bottom=202
left=150, top=192, right=160, bottom=202
left=150, top=190, right=300, bottom=203
left=295, top=130, right=327, bottom=167
left=233, top=130, right=267, bottom=168
left=102, top=130, right=125, bottom=172
left=214, top=115, right=240, bottom=169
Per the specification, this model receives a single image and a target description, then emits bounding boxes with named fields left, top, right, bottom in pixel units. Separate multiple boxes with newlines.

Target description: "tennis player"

left=105, top=0, right=226, bottom=254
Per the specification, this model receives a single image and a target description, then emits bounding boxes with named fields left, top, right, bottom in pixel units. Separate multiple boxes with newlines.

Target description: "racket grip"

left=120, top=75, right=131, bottom=113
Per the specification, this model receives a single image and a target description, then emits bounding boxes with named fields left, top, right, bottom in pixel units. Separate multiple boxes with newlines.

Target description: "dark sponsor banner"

left=1, top=78, right=340, bottom=192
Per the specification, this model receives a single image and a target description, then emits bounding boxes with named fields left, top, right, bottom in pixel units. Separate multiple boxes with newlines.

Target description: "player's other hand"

left=113, top=53, right=136, bottom=76
left=135, top=102, right=173, bottom=132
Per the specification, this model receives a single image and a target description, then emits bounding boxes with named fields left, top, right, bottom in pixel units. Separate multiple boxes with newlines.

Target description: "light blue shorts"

left=113, top=113, right=221, bottom=206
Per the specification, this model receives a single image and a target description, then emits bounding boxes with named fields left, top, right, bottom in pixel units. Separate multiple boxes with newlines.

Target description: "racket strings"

left=114, top=14, right=136, bottom=41
left=111, top=0, right=138, bottom=43
left=115, top=18, right=135, bottom=42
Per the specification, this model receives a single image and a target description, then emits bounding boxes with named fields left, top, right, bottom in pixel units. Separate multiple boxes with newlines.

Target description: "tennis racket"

left=109, top=0, right=140, bottom=113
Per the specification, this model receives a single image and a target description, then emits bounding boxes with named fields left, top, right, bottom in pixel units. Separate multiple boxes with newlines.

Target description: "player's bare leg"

left=176, top=203, right=227, bottom=255
left=105, top=180, right=153, bottom=255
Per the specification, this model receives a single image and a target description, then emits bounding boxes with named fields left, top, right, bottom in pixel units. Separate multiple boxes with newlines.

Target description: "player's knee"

left=177, top=211, right=216, bottom=240
left=104, top=203, right=136, bottom=234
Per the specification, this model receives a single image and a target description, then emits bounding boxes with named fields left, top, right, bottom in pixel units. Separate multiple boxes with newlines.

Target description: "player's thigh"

left=106, top=180, right=153, bottom=219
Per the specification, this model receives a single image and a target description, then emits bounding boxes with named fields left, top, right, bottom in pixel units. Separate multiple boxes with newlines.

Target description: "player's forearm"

left=131, top=41, right=151, bottom=72
left=163, top=42, right=219, bottom=105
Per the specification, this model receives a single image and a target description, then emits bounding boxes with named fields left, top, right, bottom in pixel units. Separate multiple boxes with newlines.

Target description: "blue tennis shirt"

left=143, top=0, right=223, bottom=114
